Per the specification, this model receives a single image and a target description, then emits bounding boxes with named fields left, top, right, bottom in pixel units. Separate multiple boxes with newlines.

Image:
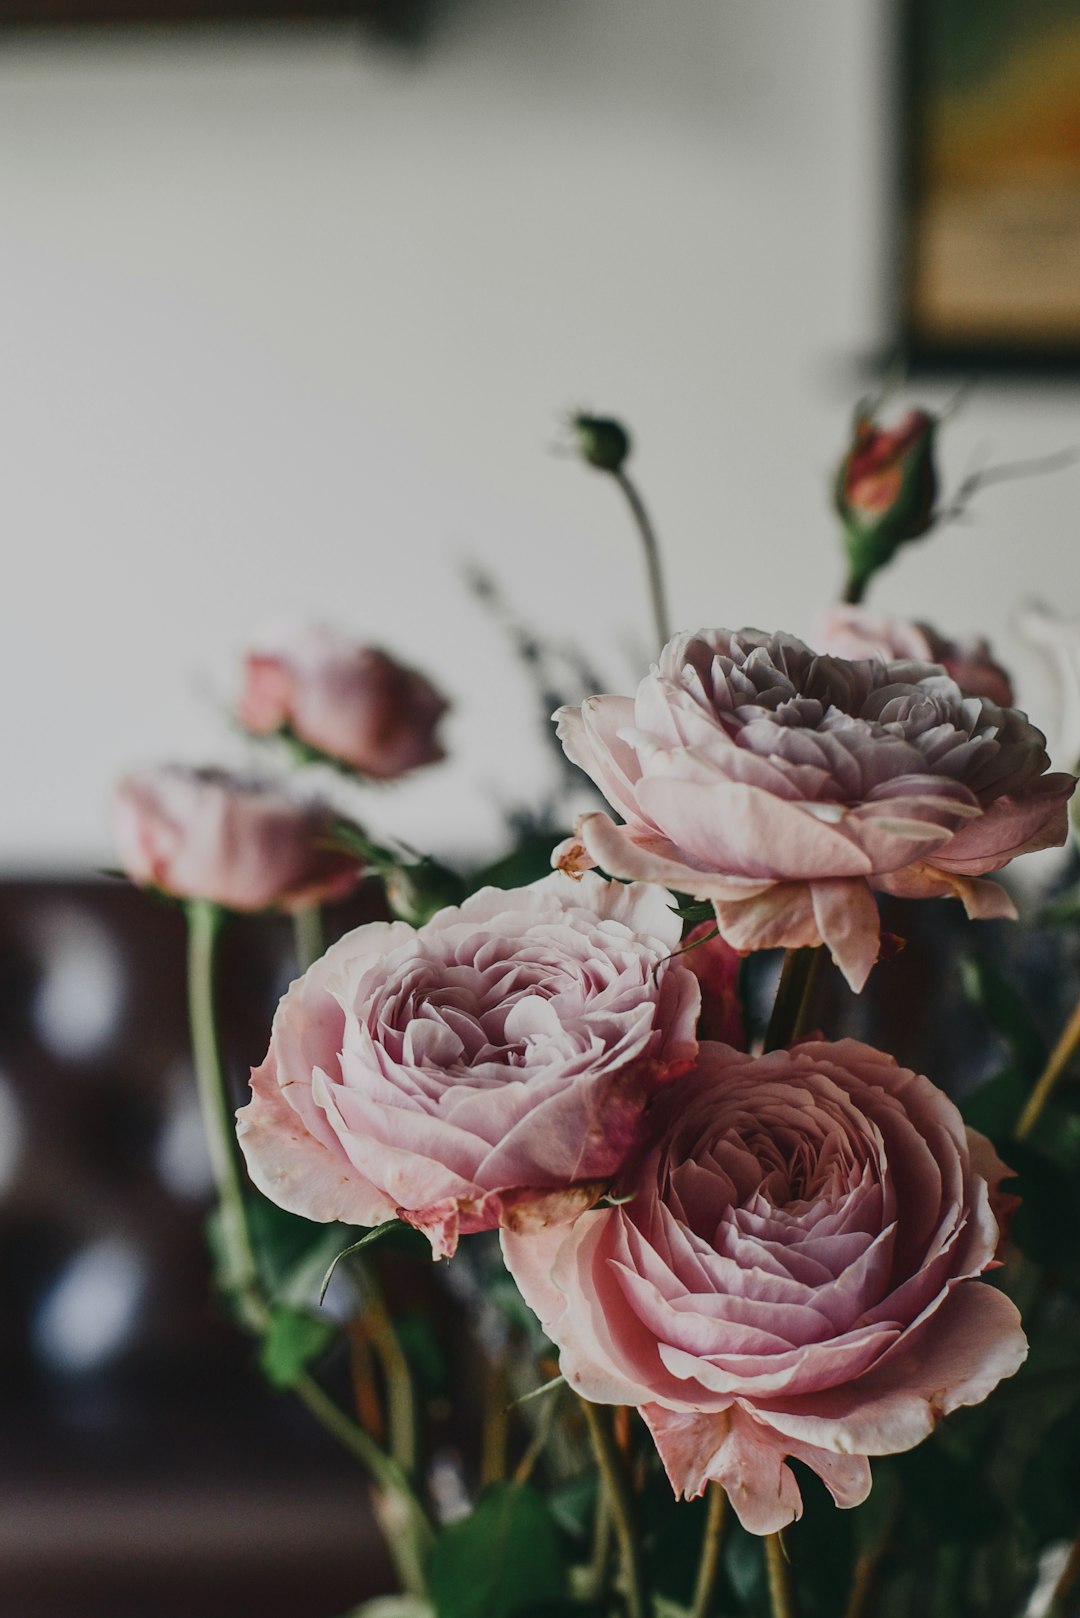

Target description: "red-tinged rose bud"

left=834, top=406, right=939, bottom=601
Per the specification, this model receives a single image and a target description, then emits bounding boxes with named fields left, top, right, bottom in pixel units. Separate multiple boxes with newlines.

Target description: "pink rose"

left=817, top=606, right=1014, bottom=707
left=503, top=1039, right=1026, bottom=1535
left=238, top=625, right=448, bottom=779
left=114, top=766, right=362, bottom=912
left=236, top=873, right=701, bottom=1259
left=557, top=629, right=1075, bottom=991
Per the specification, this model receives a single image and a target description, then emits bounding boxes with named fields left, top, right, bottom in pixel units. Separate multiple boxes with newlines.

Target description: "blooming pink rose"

left=817, top=606, right=1014, bottom=707
left=557, top=629, right=1075, bottom=991
left=503, top=1039, right=1026, bottom=1535
left=236, top=873, right=701, bottom=1259
left=114, top=766, right=362, bottom=912
left=238, top=625, right=448, bottom=779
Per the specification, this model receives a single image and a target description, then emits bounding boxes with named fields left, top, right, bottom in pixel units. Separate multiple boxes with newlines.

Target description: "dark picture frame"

left=897, top=0, right=1080, bottom=374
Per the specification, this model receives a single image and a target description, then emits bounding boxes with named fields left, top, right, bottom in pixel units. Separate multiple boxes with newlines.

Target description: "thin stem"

left=690, top=1483, right=728, bottom=1618
left=292, top=903, right=326, bottom=972
left=585, top=1488, right=613, bottom=1603
left=185, top=900, right=264, bottom=1329
left=295, top=1372, right=434, bottom=1597
left=764, top=948, right=823, bottom=1053
left=764, top=1532, right=797, bottom=1618
left=362, top=1274, right=418, bottom=1481
left=1016, top=996, right=1080, bottom=1139
left=614, top=466, right=670, bottom=651
left=841, top=571, right=868, bottom=605
left=578, top=1400, right=647, bottom=1618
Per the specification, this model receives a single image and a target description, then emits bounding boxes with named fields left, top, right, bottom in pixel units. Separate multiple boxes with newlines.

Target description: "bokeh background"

left=2, top=3, right=1080, bottom=1614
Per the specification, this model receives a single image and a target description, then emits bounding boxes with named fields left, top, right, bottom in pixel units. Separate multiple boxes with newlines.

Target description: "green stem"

left=294, top=1372, right=434, bottom=1596
left=363, top=1269, right=419, bottom=1481
left=185, top=900, right=264, bottom=1329
left=1016, top=995, right=1080, bottom=1139
left=578, top=1401, right=647, bottom=1618
left=183, top=898, right=433, bottom=1596
left=841, top=571, right=868, bottom=606
left=585, top=1486, right=613, bottom=1603
left=764, top=948, right=823, bottom=1053
left=615, top=466, right=670, bottom=651
left=764, top=1532, right=797, bottom=1618
left=292, top=903, right=326, bottom=972
left=689, top=1483, right=728, bottom=1618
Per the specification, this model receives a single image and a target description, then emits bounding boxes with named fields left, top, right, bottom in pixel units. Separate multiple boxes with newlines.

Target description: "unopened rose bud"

left=237, top=624, right=448, bottom=781
left=383, top=857, right=466, bottom=927
left=834, top=406, right=939, bottom=599
left=572, top=414, right=631, bottom=474
left=113, top=766, right=363, bottom=913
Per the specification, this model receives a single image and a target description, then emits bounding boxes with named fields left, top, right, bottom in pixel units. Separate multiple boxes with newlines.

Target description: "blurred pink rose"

left=817, top=606, right=1014, bottom=707
left=114, top=766, right=362, bottom=912
left=503, top=1039, right=1025, bottom=1535
left=238, top=625, right=448, bottom=779
left=236, top=873, right=701, bottom=1259
left=557, top=629, right=1074, bottom=991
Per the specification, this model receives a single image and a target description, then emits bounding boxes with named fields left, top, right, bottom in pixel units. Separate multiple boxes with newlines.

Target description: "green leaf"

left=995, top=1137, right=1080, bottom=1270
left=319, top=1220, right=402, bottom=1304
left=958, top=954, right=1048, bottom=1080
left=960, top=1066, right=1027, bottom=1137
left=258, top=1306, right=335, bottom=1388
left=430, top=1482, right=568, bottom=1618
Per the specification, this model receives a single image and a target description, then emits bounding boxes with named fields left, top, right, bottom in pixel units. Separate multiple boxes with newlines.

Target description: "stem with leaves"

left=183, top=899, right=433, bottom=1594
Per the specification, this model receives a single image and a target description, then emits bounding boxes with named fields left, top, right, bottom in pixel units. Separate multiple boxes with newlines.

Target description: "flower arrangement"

left=114, top=399, right=1080, bottom=1618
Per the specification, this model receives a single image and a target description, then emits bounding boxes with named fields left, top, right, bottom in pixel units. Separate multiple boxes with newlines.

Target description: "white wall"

left=1, top=0, right=1077, bottom=869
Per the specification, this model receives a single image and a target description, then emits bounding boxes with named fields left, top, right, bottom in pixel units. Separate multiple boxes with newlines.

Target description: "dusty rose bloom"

left=557, top=629, right=1074, bottom=990
left=503, top=1039, right=1026, bottom=1535
left=236, top=873, right=701, bottom=1259
left=818, top=606, right=1014, bottom=708
left=238, top=624, right=447, bottom=779
left=114, top=766, right=362, bottom=912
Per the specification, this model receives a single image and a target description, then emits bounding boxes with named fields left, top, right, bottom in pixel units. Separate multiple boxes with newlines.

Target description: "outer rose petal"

left=757, top=1282, right=1027, bottom=1458
left=578, top=812, right=774, bottom=902
left=238, top=1050, right=395, bottom=1227
left=874, top=861, right=1018, bottom=921
left=712, top=878, right=882, bottom=993
left=642, top=1404, right=872, bottom=1532
left=929, top=774, right=1075, bottom=874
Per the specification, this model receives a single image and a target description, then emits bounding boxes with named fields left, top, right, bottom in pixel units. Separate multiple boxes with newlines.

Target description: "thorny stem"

left=690, top=1483, right=728, bottom=1618
left=183, top=899, right=433, bottom=1596
left=292, top=903, right=326, bottom=972
left=764, top=948, right=824, bottom=1053
left=1016, top=995, right=1080, bottom=1140
left=614, top=466, right=671, bottom=652
left=765, top=1531, right=797, bottom=1618
left=578, top=1400, right=647, bottom=1618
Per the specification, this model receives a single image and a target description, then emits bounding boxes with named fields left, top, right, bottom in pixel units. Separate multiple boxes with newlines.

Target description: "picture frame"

left=897, top=0, right=1080, bottom=373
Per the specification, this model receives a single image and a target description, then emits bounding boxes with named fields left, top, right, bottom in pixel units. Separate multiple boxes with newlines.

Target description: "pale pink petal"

left=810, top=879, right=881, bottom=993
left=236, top=1051, right=395, bottom=1228
left=930, top=774, right=1074, bottom=873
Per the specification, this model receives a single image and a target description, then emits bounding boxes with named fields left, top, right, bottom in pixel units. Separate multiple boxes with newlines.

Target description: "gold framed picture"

left=900, top=0, right=1080, bottom=370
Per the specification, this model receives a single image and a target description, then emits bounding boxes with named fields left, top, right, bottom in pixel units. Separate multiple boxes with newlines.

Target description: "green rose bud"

left=571, top=413, right=632, bottom=474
